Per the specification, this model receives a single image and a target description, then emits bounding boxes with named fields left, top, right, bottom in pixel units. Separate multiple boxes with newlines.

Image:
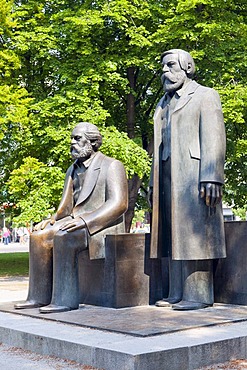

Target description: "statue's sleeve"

left=199, top=88, right=226, bottom=184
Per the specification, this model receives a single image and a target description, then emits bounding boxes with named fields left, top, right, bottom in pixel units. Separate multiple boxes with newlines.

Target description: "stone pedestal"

left=78, top=233, right=151, bottom=308
left=214, top=221, right=247, bottom=305
left=78, top=222, right=247, bottom=308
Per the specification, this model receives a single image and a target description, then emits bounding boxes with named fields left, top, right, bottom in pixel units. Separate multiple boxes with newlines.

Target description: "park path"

left=0, top=242, right=29, bottom=253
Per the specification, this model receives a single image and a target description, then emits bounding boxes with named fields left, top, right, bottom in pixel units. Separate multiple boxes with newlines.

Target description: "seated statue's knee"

left=31, top=228, right=47, bottom=240
left=54, top=229, right=86, bottom=251
left=53, top=230, right=69, bottom=248
left=36, top=227, right=51, bottom=237
left=55, top=230, right=67, bottom=239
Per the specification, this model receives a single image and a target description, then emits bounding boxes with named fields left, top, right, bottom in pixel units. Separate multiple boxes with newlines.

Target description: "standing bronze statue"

left=15, top=122, right=128, bottom=313
left=149, top=49, right=226, bottom=310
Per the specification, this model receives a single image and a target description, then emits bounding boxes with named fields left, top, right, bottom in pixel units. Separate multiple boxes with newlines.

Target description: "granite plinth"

left=78, top=222, right=247, bottom=309
left=79, top=234, right=151, bottom=308
left=1, top=303, right=247, bottom=370
left=214, top=221, right=247, bottom=305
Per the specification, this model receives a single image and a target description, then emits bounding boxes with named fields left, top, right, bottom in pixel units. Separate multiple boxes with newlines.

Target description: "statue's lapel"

left=154, top=95, right=168, bottom=123
left=173, top=81, right=199, bottom=114
left=64, top=167, right=74, bottom=204
left=75, top=152, right=103, bottom=206
left=56, top=166, right=74, bottom=218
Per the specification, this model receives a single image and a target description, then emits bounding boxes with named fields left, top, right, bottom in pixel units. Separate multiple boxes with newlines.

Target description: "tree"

left=0, top=0, right=32, bottom=191
left=3, top=0, right=151, bottom=225
left=1, top=0, right=247, bottom=226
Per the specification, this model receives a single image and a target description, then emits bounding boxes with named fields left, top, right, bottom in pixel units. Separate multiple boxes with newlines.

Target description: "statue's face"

left=70, top=127, right=94, bottom=161
left=161, top=53, right=187, bottom=93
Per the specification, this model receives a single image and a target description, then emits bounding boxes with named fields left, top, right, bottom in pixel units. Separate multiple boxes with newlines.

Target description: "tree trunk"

left=125, top=174, right=142, bottom=232
left=126, top=67, right=136, bottom=139
left=125, top=67, right=156, bottom=231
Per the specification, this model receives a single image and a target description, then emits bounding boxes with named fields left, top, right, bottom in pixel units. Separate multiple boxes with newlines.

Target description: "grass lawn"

left=0, top=253, right=29, bottom=277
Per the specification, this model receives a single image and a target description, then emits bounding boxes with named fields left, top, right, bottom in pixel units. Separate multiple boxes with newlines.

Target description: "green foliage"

left=0, top=0, right=246, bottom=223
left=101, top=126, right=151, bottom=178
left=218, top=84, right=247, bottom=208
left=8, top=157, right=64, bottom=223
left=233, top=206, right=247, bottom=221
left=131, top=209, right=146, bottom=227
left=148, top=0, right=247, bottom=208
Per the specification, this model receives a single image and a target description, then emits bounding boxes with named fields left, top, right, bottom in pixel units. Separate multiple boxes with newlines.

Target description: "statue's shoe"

left=172, top=300, right=209, bottom=311
left=14, top=300, right=45, bottom=309
left=39, top=304, right=75, bottom=313
left=155, top=297, right=181, bottom=307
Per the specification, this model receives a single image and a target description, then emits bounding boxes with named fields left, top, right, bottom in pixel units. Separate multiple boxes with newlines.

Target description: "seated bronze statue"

left=15, top=122, right=128, bottom=313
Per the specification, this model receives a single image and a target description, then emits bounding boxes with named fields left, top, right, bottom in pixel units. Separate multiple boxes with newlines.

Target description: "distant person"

left=3, top=227, right=10, bottom=245
left=17, top=228, right=25, bottom=244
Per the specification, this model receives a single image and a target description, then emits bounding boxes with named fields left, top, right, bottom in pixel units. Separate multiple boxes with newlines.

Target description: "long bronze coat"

left=150, top=81, right=226, bottom=260
left=54, top=151, right=128, bottom=260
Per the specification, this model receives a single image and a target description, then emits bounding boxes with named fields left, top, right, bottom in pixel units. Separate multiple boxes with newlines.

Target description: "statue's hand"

left=33, top=215, right=56, bottom=231
left=200, top=182, right=223, bottom=207
left=59, top=217, right=86, bottom=233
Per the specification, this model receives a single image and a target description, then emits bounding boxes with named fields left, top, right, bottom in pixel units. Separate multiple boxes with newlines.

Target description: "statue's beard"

left=162, top=72, right=186, bottom=92
left=71, top=142, right=93, bottom=160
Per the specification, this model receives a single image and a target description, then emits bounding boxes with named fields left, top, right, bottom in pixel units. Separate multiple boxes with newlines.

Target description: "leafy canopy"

left=0, top=0, right=246, bottom=224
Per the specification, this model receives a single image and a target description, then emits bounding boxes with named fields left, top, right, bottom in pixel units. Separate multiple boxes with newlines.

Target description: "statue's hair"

left=161, top=49, right=196, bottom=78
left=74, top=122, right=102, bottom=151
